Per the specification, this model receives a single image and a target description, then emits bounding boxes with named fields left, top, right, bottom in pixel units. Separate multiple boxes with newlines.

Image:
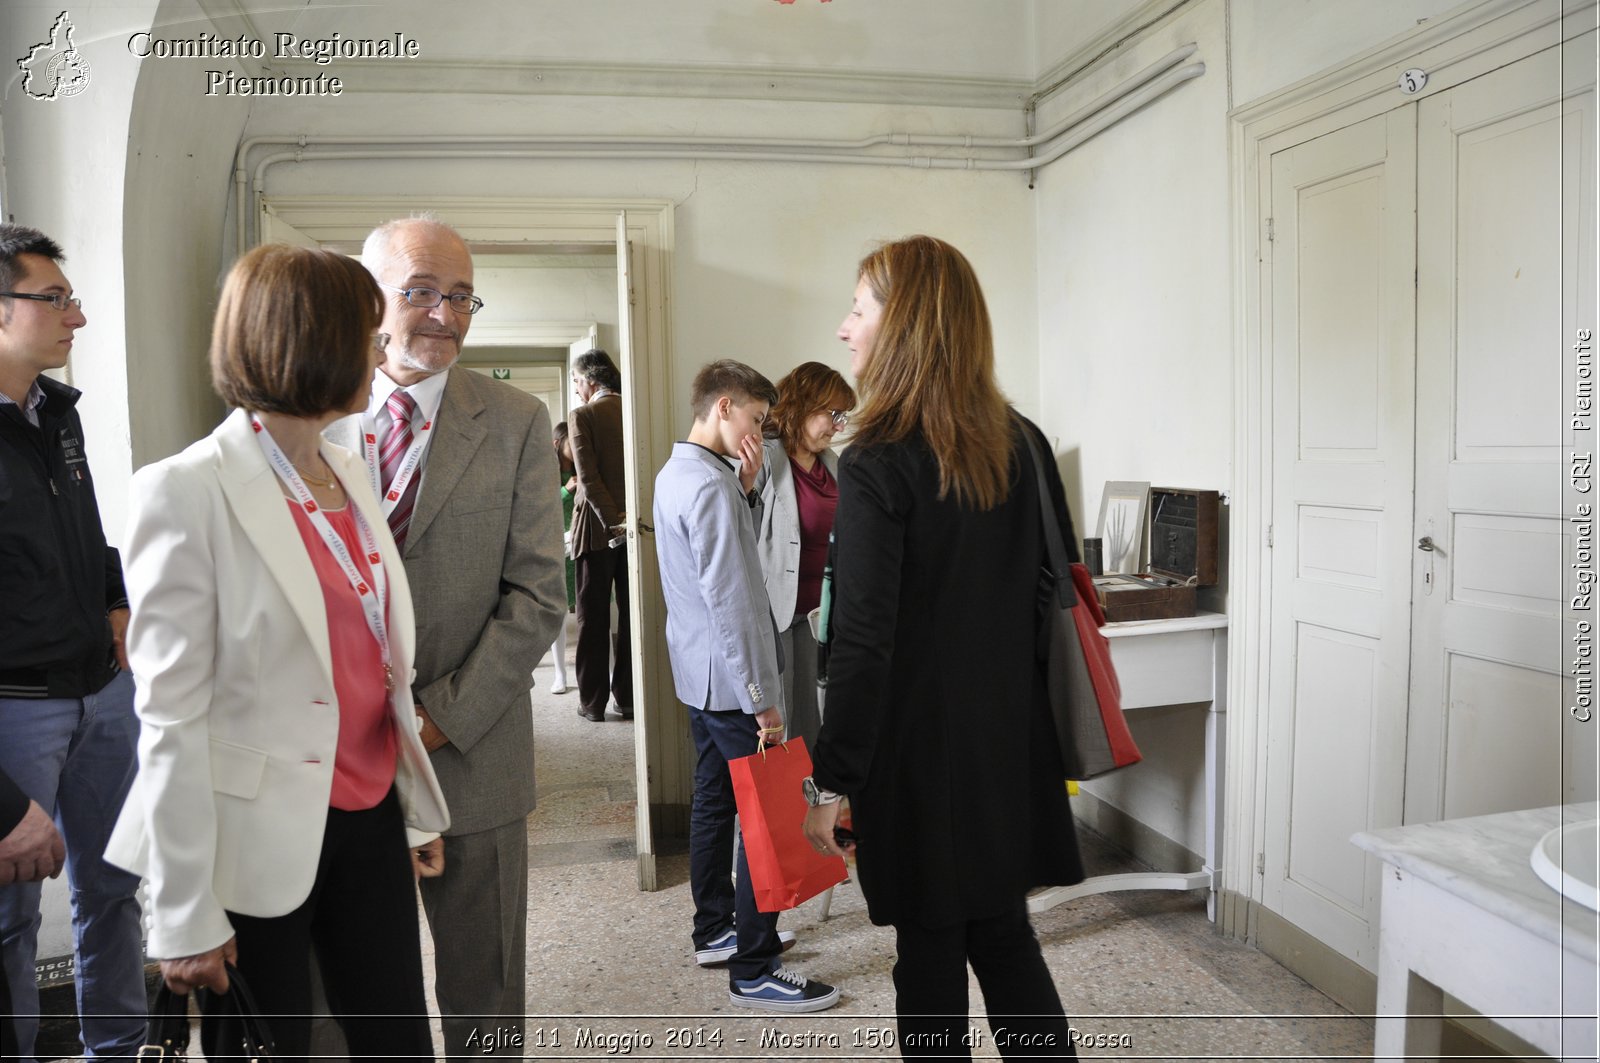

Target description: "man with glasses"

left=329, top=216, right=566, bottom=1058
left=0, top=224, right=147, bottom=1059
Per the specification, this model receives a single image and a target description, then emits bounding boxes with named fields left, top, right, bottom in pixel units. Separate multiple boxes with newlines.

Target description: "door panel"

left=1406, top=39, right=1597, bottom=824
left=614, top=211, right=658, bottom=890
left=1263, top=108, right=1417, bottom=967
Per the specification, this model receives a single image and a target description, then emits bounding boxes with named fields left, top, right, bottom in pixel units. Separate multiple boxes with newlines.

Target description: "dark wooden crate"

left=1093, top=488, right=1219, bottom=622
left=1093, top=573, right=1196, bottom=623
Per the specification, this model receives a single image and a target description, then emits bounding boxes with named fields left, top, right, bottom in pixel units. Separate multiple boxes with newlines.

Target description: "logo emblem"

left=387, top=490, right=400, bottom=501
left=364, top=433, right=376, bottom=444
left=18, top=12, right=92, bottom=101
left=304, top=500, right=318, bottom=513
left=368, top=553, right=381, bottom=564
left=356, top=582, right=370, bottom=595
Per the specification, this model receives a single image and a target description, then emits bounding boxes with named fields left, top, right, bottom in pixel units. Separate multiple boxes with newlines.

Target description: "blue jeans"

left=687, top=706, right=780, bottom=982
left=0, top=670, right=147, bottom=1059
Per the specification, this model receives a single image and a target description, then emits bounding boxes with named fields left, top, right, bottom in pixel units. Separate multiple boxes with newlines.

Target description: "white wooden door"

left=1261, top=108, right=1418, bottom=969
left=613, top=212, right=660, bottom=889
left=1406, top=37, right=1599, bottom=824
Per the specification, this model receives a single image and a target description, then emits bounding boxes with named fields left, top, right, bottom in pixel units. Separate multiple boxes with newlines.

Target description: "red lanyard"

left=360, top=404, right=432, bottom=518
left=252, top=416, right=394, bottom=693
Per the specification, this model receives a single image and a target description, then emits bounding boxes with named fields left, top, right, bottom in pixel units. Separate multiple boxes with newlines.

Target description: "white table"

left=1353, top=804, right=1600, bottom=1062
left=1029, top=611, right=1228, bottom=920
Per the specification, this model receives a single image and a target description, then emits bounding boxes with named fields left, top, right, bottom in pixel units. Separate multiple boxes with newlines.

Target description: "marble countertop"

left=1353, top=803, right=1599, bottom=963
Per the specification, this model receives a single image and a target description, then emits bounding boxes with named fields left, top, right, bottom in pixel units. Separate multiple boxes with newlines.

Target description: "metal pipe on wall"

left=232, top=47, right=1204, bottom=251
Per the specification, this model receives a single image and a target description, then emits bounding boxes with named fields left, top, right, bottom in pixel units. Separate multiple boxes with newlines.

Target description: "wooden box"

left=1093, top=488, right=1220, bottom=623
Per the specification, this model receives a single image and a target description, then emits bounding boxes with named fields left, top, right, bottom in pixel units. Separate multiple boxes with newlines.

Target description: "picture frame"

left=1096, top=481, right=1149, bottom=574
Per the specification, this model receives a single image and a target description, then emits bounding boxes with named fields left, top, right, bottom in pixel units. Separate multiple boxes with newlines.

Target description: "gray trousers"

left=420, top=819, right=530, bottom=1060
left=778, top=616, right=822, bottom=748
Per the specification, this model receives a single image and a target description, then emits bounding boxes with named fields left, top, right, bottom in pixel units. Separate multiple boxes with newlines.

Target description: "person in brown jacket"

left=568, top=349, right=634, bottom=721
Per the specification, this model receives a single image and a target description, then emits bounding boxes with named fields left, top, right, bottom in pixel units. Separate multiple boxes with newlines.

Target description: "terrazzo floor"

left=411, top=631, right=1385, bottom=1062
left=35, top=626, right=1391, bottom=1062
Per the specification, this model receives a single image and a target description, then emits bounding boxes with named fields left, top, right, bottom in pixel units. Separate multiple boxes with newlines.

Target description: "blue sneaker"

left=729, top=965, right=840, bottom=1013
left=693, top=927, right=797, bottom=966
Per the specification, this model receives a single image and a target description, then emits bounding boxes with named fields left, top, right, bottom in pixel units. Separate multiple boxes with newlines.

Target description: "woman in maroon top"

left=111, top=245, right=450, bottom=1060
left=749, top=362, right=855, bottom=746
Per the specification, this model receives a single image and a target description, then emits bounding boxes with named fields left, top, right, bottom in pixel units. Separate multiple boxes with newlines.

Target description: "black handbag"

left=142, top=962, right=277, bottom=1061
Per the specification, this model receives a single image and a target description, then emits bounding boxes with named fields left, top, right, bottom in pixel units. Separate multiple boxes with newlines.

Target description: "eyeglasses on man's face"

left=380, top=282, right=484, bottom=316
left=0, top=291, right=82, bottom=312
left=828, top=410, right=850, bottom=429
left=372, top=332, right=391, bottom=353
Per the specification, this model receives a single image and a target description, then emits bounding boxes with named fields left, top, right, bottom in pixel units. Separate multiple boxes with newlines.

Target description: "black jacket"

left=812, top=415, right=1085, bottom=928
left=0, top=376, right=126, bottom=699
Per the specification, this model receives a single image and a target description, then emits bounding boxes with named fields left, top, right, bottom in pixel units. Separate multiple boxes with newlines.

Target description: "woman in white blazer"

left=749, top=362, right=855, bottom=746
left=106, top=245, right=450, bottom=1060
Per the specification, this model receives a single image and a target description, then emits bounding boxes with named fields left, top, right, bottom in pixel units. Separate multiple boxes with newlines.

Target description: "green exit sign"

left=492, top=368, right=511, bottom=380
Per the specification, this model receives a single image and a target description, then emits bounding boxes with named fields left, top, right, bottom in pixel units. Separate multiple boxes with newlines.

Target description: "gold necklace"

left=293, top=462, right=338, bottom=489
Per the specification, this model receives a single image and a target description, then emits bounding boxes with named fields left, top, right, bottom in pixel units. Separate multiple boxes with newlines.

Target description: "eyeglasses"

left=379, top=282, right=484, bottom=316
left=373, top=332, right=390, bottom=352
left=0, top=292, right=82, bottom=312
left=828, top=410, right=850, bottom=428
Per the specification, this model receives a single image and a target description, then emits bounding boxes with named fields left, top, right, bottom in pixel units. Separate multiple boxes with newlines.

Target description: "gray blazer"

left=752, top=437, right=839, bottom=630
left=653, top=442, right=781, bottom=714
left=329, top=367, right=566, bottom=833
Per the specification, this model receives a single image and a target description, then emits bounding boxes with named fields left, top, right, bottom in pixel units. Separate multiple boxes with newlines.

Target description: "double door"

left=1262, top=34, right=1597, bottom=967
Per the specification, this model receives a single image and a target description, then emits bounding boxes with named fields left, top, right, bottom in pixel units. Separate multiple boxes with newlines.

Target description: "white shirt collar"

left=368, top=364, right=449, bottom=429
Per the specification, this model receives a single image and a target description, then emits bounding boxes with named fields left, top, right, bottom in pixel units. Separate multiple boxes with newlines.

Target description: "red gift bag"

left=728, top=737, right=848, bottom=913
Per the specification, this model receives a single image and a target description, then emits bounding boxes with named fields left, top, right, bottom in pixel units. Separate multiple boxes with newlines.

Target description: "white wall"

left=240, top=91, right=1041, bottom=439
left=251, top=0, right=1035, bottom=80
left=122, top=0, right=251, bottom=471
left=1229, top=0, right=1477, bottom=107
left=2, top=0, right=163, bottom=542
left=1027, top=0, right=1489, bottom=860
left=1032, top=0, right=1234, bottom=852
left=472, top=261, right=622, bottom=358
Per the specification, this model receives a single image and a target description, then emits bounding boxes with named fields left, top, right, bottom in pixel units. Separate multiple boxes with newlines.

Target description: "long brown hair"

left=848, top=235, right=1012, bottom=510
left=768, top=362, right=856, bottom=453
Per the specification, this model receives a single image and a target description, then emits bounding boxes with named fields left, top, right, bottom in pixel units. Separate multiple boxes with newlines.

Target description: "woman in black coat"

left=804, top=235, right=1085, bottom=1059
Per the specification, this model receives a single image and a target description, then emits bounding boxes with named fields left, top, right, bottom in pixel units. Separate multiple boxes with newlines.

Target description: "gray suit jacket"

left=653, top=442, right=781, bottom=714
left=330, top=367, right=566, bottom=833
left=752, top=437, right=839, bottom=630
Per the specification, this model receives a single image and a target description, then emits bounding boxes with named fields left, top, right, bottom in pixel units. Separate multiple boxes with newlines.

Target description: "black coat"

left=812, top=415, right=1085, bottom=928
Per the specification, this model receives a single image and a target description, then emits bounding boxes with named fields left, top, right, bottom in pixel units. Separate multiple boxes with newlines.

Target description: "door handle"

left=1417, top=536, right=1435, bottom=552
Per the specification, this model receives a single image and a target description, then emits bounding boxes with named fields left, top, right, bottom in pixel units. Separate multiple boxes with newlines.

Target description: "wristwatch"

left=801, top=776, right=841, bottom=807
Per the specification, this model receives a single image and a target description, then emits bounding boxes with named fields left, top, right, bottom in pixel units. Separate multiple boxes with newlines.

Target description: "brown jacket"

left=569, top=390, right=626, bottom=558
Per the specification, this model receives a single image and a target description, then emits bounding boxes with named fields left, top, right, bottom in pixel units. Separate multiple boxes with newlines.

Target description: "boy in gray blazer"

left=653, top=360, right=839, bottom=1013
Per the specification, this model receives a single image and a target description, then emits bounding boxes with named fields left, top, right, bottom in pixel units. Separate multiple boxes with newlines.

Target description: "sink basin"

left=1530, top=818, right=1600, bottom=911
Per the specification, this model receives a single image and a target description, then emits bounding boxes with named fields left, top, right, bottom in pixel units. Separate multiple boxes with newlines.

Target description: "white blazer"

left=105, top=409, right=449, bottom=960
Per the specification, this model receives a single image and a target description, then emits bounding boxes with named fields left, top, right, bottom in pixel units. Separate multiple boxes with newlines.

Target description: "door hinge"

left=1264, top=217, right=1275, bottom=243
left=1256, top=852, right=1266, bottom=876
left=1265, top=524, right=1274, bottom=548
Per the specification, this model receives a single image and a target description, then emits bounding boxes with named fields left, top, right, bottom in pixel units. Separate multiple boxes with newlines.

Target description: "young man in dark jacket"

left=0, top=224, right=146, bottom=1059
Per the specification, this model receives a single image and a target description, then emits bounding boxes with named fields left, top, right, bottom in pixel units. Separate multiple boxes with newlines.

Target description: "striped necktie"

left=380, top=389, right=419, bottom=549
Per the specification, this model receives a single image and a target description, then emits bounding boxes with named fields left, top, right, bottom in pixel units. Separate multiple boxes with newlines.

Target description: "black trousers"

left=574, top=544, right=633, bottom=713
left=892, top=902, right=1076, bottom=1060
left=199, top=788, right=431, bottom=1061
